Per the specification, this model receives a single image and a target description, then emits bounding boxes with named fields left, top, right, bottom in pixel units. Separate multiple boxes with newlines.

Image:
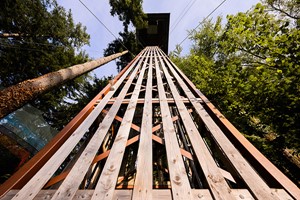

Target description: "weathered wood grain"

left=156, top=47, right=234, bottom=199
left=132, top=47, right=153, bottom=199
left=91, top=49, right=150, bottom=200
left=154, top=48, right=193, bottom=199
left=3, top=188, right=293, bottom=200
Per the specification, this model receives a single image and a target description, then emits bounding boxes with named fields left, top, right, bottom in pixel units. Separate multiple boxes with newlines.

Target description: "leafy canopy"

left=109, top=0, right=147, bottom=31
left=105, top=0, right=146, bottom=71
left=0, top=0, right=107, bottom=130
left=171, top=2, right=300, bottom=185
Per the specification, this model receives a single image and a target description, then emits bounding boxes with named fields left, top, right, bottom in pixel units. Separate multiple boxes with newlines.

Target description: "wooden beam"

left=125, top=88, right=146, bottom=97
left=157, top=47, right=234, bottom=199
left=3, top=189, right=293, bottom=200
left=102, top=109, right=140, bottom=132
left=133, top=47, right=154, bottom=199
left=91, top=49, right=150, bottom=199
left=154, top=48, right=193, bottom=199
left=98, top=98, right=200, bottom=105
left=43, top=171, right=70, bottom=189
left=152, top=109, right=193, bottom=133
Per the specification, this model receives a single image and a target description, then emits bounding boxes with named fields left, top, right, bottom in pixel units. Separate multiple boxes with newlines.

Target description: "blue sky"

left=57, top=0, right=260, bottom=78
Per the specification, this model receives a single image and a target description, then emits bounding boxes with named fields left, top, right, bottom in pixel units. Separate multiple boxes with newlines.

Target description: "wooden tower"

left=1, top=47, right=299, bottom=199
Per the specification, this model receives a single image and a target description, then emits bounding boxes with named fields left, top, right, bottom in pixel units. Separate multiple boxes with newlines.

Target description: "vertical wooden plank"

left=156, top=48, right=235, bottom=199
left=158, top=48, right=280, bottom=200
left=132, top=47, right=154, bottom=199
left=49, top=50, right=148, bottom=200
left=154, top=47, right=193, bottom=199
left=11, top=49, right=147, bottom=200
left=90, top=49, right=150, bottom=200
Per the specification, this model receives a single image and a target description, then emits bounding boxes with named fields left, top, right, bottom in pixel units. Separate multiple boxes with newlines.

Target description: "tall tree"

left=0, top=51, right=128, bottom=119
left=0, top=0, right=90, bottom=86
left=171, top=2, right=300, bottom=185
left=0, top=0, right=93, bottom=119
left=105, top=0, right=146, bottom=72
left=104, top=31, right=142, bottom=72
left=0, top=0, right=93, bottom=124
left=109, top=0, right=147, bottom=31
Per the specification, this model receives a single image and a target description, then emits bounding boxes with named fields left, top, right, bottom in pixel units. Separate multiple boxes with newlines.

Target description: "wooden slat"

left=156, top=47, right=234, bottom=199
left=104, top=107, right=193, bottom=161
left=103, top=98, right=199, bottom=104
left=154, top=47, right=193, bottom=199
left=103, top=108, right=192, bottom=133
left=125, top=88, right=146, bottom=97
left=4, top=188, right=294, bottom=200
left=10, top=49, right=147, bottom=200
left=132, top=47, right=154, bottom=199
left=91, top=49, right=150, bottom=199
left=92, top=135, right=140, bottom=165
left=53, top=50, right=148, bottom=199
left=43, top=171, right=69, bottom=189
left=152, top=109, right=193, bottom=133
left=157, top=48, right=281, bottom=200
left=219, top=168, right=236, bottom=183
left=44, top=134, right=142, bottom=189
left=48, top=50, right=148, bottom=200
left=102, top=109, right=141, bottom=132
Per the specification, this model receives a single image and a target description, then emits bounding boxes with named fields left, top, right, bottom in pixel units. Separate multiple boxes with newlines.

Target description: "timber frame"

left=1, top=47, right=299, bottom=199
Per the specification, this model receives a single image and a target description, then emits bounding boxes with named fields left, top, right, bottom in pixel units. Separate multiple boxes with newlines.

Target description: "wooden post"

left=0, top=51, right=128, bottom=119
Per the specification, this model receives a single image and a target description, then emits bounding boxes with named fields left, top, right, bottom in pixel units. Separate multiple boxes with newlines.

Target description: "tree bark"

left=0, top=33, right=49, bottom=38
left=0, top=50, right=128, bottom=119
left=0, top=33, right=23, bottom=38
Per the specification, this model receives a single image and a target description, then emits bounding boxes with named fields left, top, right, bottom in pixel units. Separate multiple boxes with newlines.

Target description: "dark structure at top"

left=136, top=13, right=170, bottom=54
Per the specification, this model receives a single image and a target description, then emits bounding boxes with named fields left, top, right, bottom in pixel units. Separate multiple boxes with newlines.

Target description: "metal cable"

left=78, top=0, right=135, bottom=56
left=177, top=0, right=228, bottom=47
left=170, top=0, right=197, bottom=34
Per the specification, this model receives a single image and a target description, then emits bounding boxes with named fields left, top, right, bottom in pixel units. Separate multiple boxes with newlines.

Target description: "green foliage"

left=41, top=75, right=111, bottom=130
left=0, top=0, right=92, bottom=116
left=171, top=2, right=300, bottom=185
left=105, top=0, right=146, bottom=72
left=109, top=0, right=147, bottom=31
left=104, top=31, right=143, bottom=72
left=0, top=0, right=90, bottom=86
left=0, top=0, right=110, bottom=130
left=264, top=0, right=300, bottom=25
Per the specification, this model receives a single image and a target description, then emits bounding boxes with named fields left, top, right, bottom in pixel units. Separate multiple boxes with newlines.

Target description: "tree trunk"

left=0, top=33, right=50, bottom=38
left=0, top=33, right=23, bottom=38
left=0, top=50, right=128, bottom=119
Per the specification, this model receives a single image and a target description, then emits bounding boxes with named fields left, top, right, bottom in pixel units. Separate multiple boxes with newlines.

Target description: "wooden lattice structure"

left=1, top=47, right=299, bottom=199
